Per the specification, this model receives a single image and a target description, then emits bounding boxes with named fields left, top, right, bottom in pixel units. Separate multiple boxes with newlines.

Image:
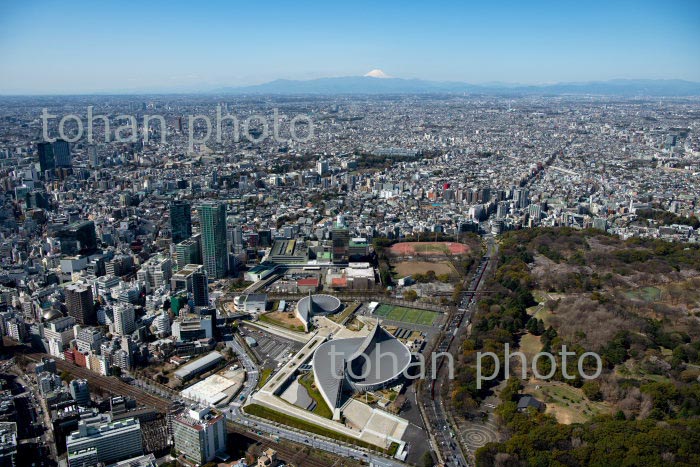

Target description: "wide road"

left=423, top=235, right=497, bottom=467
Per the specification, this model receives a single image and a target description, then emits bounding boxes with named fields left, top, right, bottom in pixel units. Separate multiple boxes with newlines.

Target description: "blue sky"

left=1, top=0, right=699, bottom=93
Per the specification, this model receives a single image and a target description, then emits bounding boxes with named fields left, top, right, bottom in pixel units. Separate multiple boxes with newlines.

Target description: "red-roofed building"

left=297, top=277, right=320, bottom=293
left=331, top=277, right=348, bottom=289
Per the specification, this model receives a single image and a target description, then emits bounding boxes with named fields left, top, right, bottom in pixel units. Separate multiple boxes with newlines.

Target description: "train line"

left=6, top=342, right=173, bottom=413
left=5, top=340, right=348, bottom=466
left=227, top=422, right=339, bottom=467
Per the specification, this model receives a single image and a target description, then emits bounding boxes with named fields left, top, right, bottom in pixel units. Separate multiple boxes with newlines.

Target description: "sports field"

left=394, top=260, right=457, bottom=277
left=388, top=242, right=470, bottom=257
left=374, top=304, right=439, bottom=326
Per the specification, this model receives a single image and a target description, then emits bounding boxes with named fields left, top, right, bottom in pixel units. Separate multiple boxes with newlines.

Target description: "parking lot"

left=241, top=325, right=303, bottom=370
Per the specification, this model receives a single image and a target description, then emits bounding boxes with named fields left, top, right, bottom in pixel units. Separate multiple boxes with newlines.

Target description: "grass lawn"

left=243, top=404, right=398, bottom=455
left=532, top=306, right=553, bottom=327
left=346, top=317, right=365, bottom=331
left=415, top=311, right=438, bottom=326
left=624, top=286, right=662, bottom=302
left=393, top=260, right=457, bottom=277
left=259, top=312, right=306, bottom=332
left=531, top=290, right=549, bottom=303
left=614, top=360, right=673, bottom=384
left=256, top=368, right=273, bottom=389
left=299, top=373, right=332, bottom=419
left=330, top=302, right=360, bottom=324
left=519, top=333, right=543, bottom=360
left=526, top=380, right=611, bottom=424
left=374, top=304, right=439, bottom=326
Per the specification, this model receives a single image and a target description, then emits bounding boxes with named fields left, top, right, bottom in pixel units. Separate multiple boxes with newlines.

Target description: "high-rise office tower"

left=57, top=221, right=98, bottom=255
left=258, top=229, right=272, bottom=247
left=175, top=234, right=201, bottom=270
left=87, top=145, right=99, bottom=168
left=170, top=264, right=208, bottom=306
left=68, top=379, right=90, bottom=407
left=65, top=283, right=95, bottom=325
left=170, top=201, right=192, bottom=244
left=520, top=189, right=531, bottom=209
left=316, top=160, right=329, bottom=176
left=477, top=187, right=491, bottom=203
left=230, top=226, right=243, bottom=248
left=38, top=142, right=55, bottom=173
left=199, top=202, right=227, bottom=279
left=514, top=188, right=530, bottom=209
left=332, top=215, right=350, bottom=263
left=113, top=304, right=136, bottom=336
left=172, top=408, right=226, bottom=464
left=25, top=190, right=50, bottom=209
left=191, top=269, right=209, bottom=307
left=497, top=201, right=509, bottom=219
left=66, top=417, right=143, bottom=466
left=53, top=139, right=71, bottom=168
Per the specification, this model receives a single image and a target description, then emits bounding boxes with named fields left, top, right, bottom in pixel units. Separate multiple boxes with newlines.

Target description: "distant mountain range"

left=214, top=77, right=700, bottom=96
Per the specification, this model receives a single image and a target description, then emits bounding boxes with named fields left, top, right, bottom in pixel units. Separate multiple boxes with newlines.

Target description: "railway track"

left=6, top=341, right=351, bottom=466
left=226, top=422, right=341, bottom=467
left=7, top=342, right=173, bottom=413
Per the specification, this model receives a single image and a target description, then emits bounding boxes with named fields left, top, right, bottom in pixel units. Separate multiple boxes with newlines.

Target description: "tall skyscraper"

left=332, top=215, right=349, bottom=263
left=170, top=201, right=192, bottom=244
left=53, top=139, right=72, bottom=167
left=38, top=140, right=71, bottom=173
left=529, top=203, right=542, bottom=221
left=191, top=268, right=209, bottom=307
left=65, top=283, right=95, bottom=325
left=514, top=188, right=530, bottom=209
left=87, top=145, right=100, bottom=168
left=199, top=202, right=227, bottom=279
left=316, top=160, right=329, bottom=176
left=497, top=201, right=509, bottom=219
left=37, top=142, right=55, bottom=173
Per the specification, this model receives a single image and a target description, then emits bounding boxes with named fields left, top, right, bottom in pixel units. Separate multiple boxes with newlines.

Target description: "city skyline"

left=1, top=0, right=699, bottom=94
left=2, top=2, right=700, bottom=466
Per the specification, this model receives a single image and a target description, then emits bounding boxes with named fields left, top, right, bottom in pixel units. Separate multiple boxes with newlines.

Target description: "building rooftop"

left=312, top=323, right=411, bottom=409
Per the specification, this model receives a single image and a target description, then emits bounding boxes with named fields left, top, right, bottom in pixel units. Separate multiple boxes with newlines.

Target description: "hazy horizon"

left=1, top=0, right=699, bottom=94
